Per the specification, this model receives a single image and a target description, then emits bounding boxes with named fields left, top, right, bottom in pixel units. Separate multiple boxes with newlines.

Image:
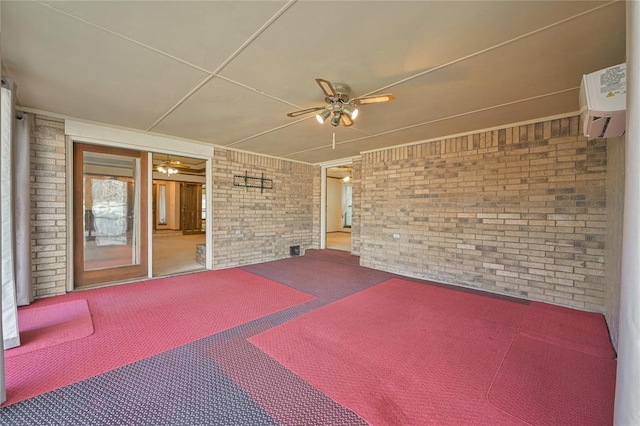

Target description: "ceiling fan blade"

left=286, top=106, right=326, bottom=117
left=341, top=114, right=354, bottom=127
left=352, top=93, right=395, bottom=106
left=315, top=78, right=337, bottom=98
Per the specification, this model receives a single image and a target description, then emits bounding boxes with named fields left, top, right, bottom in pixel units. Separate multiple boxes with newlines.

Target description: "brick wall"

left=211, top=148, right=317, bottom=269
left=30, top=115, right=67, bottom=298
left=311, top=171, right=322, bottom=249
left=359, top=116, right=608, bottom=311
left=28, top=116, right=318, bottom=296
left=28, top=112, right=611, bottom=313
left=351, top=157, right=362, bottom=256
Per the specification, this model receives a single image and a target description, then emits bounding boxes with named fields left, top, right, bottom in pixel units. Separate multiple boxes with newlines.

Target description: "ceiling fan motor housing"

left=325, top=83, right=354, bottom=126
left=327, top=82, right=351, bottom=103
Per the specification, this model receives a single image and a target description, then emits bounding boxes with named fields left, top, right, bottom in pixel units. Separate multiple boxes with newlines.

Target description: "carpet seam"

left=2, top=269, right=318, bottom=408
left=516, top=302, right=615, bottom=359
left=486, top=335, right=536, bottom=426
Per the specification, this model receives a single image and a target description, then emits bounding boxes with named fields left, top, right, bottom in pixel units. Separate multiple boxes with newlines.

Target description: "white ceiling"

left=1, top=1, right=626, bottom=164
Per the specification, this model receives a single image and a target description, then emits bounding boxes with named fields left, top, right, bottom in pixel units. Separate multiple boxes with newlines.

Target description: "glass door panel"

left=74, top=144, right=148, bottom=287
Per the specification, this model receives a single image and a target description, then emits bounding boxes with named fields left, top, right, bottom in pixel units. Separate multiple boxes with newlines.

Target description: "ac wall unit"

left=579, top=63, right=626, bottom=139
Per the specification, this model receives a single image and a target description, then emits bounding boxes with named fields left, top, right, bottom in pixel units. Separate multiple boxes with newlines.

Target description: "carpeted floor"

left=2, top=269, right=314, bottom=407
left=6, top=300, right=94, bottom=358
left=0, top=250, right=616, bottom=425
left=249, top=277, right=615, bottom=425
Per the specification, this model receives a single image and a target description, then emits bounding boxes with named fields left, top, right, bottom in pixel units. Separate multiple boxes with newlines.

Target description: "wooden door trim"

left=73, top=143, right=149, bottom=287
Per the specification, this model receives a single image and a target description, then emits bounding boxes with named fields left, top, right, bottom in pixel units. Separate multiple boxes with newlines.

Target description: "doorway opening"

left=152, top=154, right=207, bottom=277
left=325, top=165, right=352, bottom=252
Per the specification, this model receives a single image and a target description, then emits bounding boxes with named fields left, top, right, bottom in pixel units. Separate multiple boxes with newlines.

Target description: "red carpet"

left=3, top=269, right=314, bottom=407
left=249, top=278, right=615, bottom=425
left=488, top=335, right=616, bottom=425
left=5, top=300, right=94, bottom=358
left=518, top=301, right=615, bottom=358
left=249, top=278, right=529, bottom=425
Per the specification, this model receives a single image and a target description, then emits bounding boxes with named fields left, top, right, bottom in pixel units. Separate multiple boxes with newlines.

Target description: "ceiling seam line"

left=204, top=0, right=297, bottom=79
left=225, top=117, right=317, bottom=147
left=33, top=1, right=213, bottom=75
left=144, top=75, right=217, bottom=131
left=362, top=0, right=622, bottom=97
left=145, top=0, right=297, bottom=132
left=225, top=116, right=373, bottom=148
left=215, top=75, right=304, bottom=109
left=17, top=104, right=318, bottom=165
left=283, top=86, right=580, bottom=157
left=353, top=86, right=581, bottom=140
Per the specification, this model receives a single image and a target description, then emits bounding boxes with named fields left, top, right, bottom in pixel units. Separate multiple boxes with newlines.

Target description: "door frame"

left=320, top=158, right=354, bottom=250
left=65, top=121, right=215, bottom=291
left=72, top=143, right=149, bottom=287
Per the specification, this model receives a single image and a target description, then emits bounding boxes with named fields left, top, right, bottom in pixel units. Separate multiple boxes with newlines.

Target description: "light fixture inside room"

left=287, top=78, right=394, bottom=128
left=331, top=112, right=342, bottom=126
left=316, top=103, right=358, bottom=127
left=342, top=104, right=358, bottom=120
left=156, top=156, right=179, bottom=175
left=343, top=175, right=350, bottom=182
left=316, top=108, right=331, bottom=124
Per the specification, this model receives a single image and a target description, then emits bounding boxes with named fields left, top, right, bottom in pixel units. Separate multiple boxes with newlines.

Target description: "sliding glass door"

left=73, top=143, right=148, bottom=287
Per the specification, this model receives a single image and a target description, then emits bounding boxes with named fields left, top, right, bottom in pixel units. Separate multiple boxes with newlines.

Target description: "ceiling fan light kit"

left=156, top=156, right=180, bottom=175
left=342, top=104, right=358, bottom=120
left=157, top=162, right=179, bottom=175
left=316, top=108, right=332, bottom=124
left=287, top=78, right=395, bottom=128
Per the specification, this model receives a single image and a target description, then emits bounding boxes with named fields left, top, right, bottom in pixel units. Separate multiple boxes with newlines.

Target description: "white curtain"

left=92, top=179, right=128, bottom=246
left=1, top=77, right=33, bottom=350
left=0, top=71, right=7, bottom=404
left=342, top=183, right=352, bottom=228
left=158, top=184, right=167, bottom=225
left=133, top=161, right=140, bottom=264
left=14, top=110, right=32, bottom=306
left=1, top=78, right=20, bottom=349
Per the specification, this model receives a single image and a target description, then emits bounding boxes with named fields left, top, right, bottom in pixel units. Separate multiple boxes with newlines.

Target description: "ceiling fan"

left=287, top=78, right=395, bottom=127
left=155, top=158, right=180, bottom=175
left=154, top=155, right=207, bottom=176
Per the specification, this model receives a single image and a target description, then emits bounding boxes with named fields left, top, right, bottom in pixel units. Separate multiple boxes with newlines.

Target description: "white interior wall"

left=614, top=2, right=640, bottom=423
left=326, top=178, right=342, bottom=233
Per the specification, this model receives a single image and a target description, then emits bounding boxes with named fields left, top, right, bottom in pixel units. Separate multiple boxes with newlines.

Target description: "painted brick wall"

left=359, top=116, right=608, bottom=311
left=30, top=115, right=67, bottom=298
left=211, top=148, right=316, bottom=269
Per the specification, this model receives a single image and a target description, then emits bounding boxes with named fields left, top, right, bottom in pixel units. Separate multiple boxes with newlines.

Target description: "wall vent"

left=290, top=245, right=300, bottom=257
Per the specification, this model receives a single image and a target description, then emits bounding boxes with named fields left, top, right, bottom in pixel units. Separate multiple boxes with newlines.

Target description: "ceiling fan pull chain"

left=332, top=133, right=336, bottom=150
